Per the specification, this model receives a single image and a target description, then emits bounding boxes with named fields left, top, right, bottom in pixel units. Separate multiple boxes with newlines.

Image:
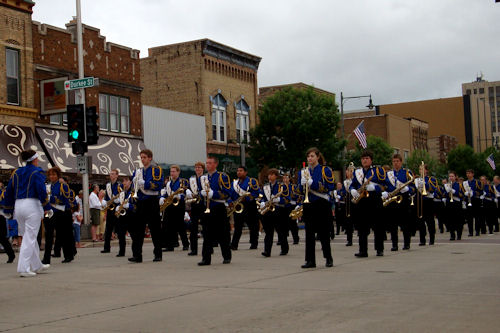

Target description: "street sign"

left=64, top=77, right=98, bottom=90
left=76, top=155, right=92, bottom=174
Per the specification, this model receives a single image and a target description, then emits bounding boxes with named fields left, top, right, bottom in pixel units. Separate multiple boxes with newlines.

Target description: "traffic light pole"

left=76, top=0, right=90, bottom=226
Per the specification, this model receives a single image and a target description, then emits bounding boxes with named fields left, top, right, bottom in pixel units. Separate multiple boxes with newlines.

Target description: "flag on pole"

left=486, top=153, right=496, bottom=170
left=353, top=120, right=367, bottom=149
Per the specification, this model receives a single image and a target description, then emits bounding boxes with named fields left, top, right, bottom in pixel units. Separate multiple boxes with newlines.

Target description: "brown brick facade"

left=141, top=39, right=260, bottom=156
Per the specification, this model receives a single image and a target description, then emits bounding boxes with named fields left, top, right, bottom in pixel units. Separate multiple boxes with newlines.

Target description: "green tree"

left=406, top=149, right=437, bottom=175
left=347, top=135, right=393, bottom=167
left=446, top=145, right=479, bottom=178
left=249, top=86, right=345, bottom=171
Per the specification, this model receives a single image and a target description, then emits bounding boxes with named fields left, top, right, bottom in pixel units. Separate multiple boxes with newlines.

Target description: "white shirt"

left=76, top=197, right=83, bottom=214
left=89, top=192, right=102, bottom=209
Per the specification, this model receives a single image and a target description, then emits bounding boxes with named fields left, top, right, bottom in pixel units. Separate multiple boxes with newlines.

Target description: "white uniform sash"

left=200, top=175, right=209, bottom=191
left=355, top=169, right=364, bottom=186
left=387, top=171, right=396, bottom=187
left=343, top=179, right=352, bottom=189
left=166, top=181, right=173, bottom=196
left=263, top=184, right=272, bottom=201
left=233, top=180, right=247, bottom=197
left=190, top=176, right=199, bottom=195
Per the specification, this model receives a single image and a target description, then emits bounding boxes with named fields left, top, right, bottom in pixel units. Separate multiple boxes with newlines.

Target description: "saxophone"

left=115, top=196, right=131, bottom=217
left=104, top=193, right=120, bottom=211
left=382, top=173, right=414, bottom=207
left=160, top=187, right=184, bottom=213
left=289, top=205, right=303, bottom=219
left=227, top=192, right=250, bottom=217
left=258, top=190, right=283, bottom=215
left=352, top=174, right=374, bottom=204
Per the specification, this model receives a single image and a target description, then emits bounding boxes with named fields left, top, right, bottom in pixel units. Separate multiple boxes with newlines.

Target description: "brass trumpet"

left=303, top=167, right=311, bottom=204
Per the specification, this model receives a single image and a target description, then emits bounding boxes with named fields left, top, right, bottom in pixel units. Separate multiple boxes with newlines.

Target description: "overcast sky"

left=32, top=0, right=500, bottom=110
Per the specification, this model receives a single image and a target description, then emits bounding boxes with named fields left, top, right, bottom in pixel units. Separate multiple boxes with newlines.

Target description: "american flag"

left=353, top=121, right=367, bottom=149
left=487, top=153, right=496, bottom=170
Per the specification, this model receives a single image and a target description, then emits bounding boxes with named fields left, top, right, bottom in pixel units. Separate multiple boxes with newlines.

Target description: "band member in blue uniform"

left=415, top=164, right=437, bottom=246
left=385, top=154, right=415, bottom=251
left=230, top=166, right=262, bottom=250
left=259, top=168, right=290, bottom=258
left=299, top=147, right=335, bottom=268
left=198, top=156, right=234, bottom=266
left=350, top=150, right=387, bottom=257
left=101, top=169, right=122, bottom=253
left=160, top=165, right=189, bottom=251
left=444, top=171, right=465, bottom=240
left=463, top=169, right=483, bottom=236
left=282, top=173, right=300, bottom=245
left=185, top=162, right=205, bottom=256
left=114, top=176, right=135, bottom=257
left=480, top=176, right=496, bottom=234
left=3, top=150, right=52, bottom=277
left=494, top=176, right=500, bottom=232
left=43, top=167, right=75, bottom=264
left=0, top=187, right=15, bottom=263
left=129, top=149, right=164, bottom=263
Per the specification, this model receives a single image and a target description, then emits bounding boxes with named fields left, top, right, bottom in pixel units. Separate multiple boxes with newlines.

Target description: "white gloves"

left=44, top=209, right=54, bottom=219
left=159, top=197, right=165, bottom=206
left=381, top=191, right=389, bottom=200
left=307, top=178, right=313, bottom=187
left=174, top=194, right=181, bottom=200
left=452, top=189, right=456, bottom=194
left=444, top=183, right=451, bottom=192
left=260, top=202, right=266, bottom=209
left=333, top=190, right=338, bottom=197
left=480, top=195, right=485, bottom=200
left=137, top=179, right=145, bottom=187
left=186, top=189, right=193, bottom=199
left=336, top=195, right=341, bottom=201
left=123, top=203, right=130, bottom=209
left=351, top=189, right=360, bottom=199
left=495, top=198, right=498, bottom=204
left=294, top=205, right=301, bottom=211
left=414, top=178, right=422, bottom=189
left=400, top=186, right=409, bottom=193
left=201, top=189, right=213, bottom=199
left=272, top=197, right=281, bottom=204
left=442, top=198, right=447, bottom=203
left=366, top=184, right=375, bottom=192
left=464, top=191, right=470, bottom=197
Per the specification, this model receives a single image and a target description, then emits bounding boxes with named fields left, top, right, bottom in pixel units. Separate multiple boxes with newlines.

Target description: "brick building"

left=259, top=82, right=336, bottom=107
left=141, top=39, right=261, bottom=165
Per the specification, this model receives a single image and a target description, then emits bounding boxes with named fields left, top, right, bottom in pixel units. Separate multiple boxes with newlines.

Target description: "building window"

left=99, top=94, right=130, bottom=134
left=491, top=109, right=497, bottom=133
left=211, top=94, right=226, bottom=142
left=393, top=148, right=400, bottom=155
left=235, top=99, right=250, bottom=143
left=479, top=88, right=484, bottom=94
left=466, top=89, right=471, bottom=95
left=6, top=48, right=20, bottom=105
left=474, top=89, right=477, bottom=94
left=403, top=150, right=409, bottom=162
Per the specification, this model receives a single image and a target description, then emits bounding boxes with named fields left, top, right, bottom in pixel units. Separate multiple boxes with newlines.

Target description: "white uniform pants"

left=14, top=199, right=43, bottom=274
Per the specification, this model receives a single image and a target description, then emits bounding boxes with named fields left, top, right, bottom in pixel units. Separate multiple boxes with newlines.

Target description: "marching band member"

left=493, top=175, right=500, bottom=232
left=186, top=162, right=205, bottom=256
left=114, top=176, right=136, bottom=257
left=280, top=173, right=300, bottom=245
left=101, top=169, right=122, bottom=254
left=480, top=176, right=496, bottom=234
left=341, top=164, right=355, bottom=246
left=463, top=169, right=483, bottom=236
left=230, top=166, right=261, bottom=250
left=3, top=150, right=52, bottom=277
left=198, top=156, right=234, bottom=266
left=385, top=154, right=415, bottom=251
left=0, top=186, right=15, bottom=263
left=299, top=147, right=335, bottom=268
left=160, top=165, right=189, bottom=252
left=129, top=149, right=164, bottom=263
left=350, top=150, right=387, bottom=257
left=43, top=167, right=75, bottom=264
left=259, top=168, right=290, bottom=258
left=444, top=171, right=465, bottom=241
left=415, top=164, right=437, bottom=246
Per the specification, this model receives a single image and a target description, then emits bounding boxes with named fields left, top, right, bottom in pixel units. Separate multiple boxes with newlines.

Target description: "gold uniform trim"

left=322, top=166, right=335, bottom=184
left=219, top=173, right=231, bottom=190
left=376, top=167, right=386, bottom=181
left=249, top=178, right=260, bottom=191
left=152, top=166, right=162, bottom=181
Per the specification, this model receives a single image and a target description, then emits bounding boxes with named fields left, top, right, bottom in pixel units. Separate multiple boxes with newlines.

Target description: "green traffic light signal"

left=70, top=130, right=79, bottom=140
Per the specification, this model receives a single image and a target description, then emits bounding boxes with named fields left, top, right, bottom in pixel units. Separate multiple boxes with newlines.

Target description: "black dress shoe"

left=230, top=245, right=238, bottom=250
left=457, top=237, right=461, bottom=240
left=475, top=232, right=480, bottom=236
left=182, top=246, right=189, bottom=251
left=101, top=250, right=110, bottom=253
left=279, top=251, right=288, bottom=256
left=7, top=255, right=15, bottom=263
left=153, top=257, right=162, bottom=262
left=301, top=262, right=316, bottom=268
left=249, top=245, right=257, bottom=249
left=325, top=258, right=333, bottom=267
left=188, top=252, right=197, bottom=256
left=429, top=241, right=434, bottom=245
left=450, top=237, right=455, bottom=241
left=222, top=259, right=231, bottom=264
left=261, top=251, right=270, bottom=257
left=198, top=260, right=211, bottom=266
left=128, top=257, right=142, bottom=263
left=355, top=252, right=368, bottom=258
left=346, top=242, right=353, bottom=247
left=41, top=259, right=50, bottom=265
left=51, top=254, right=61, bottom=258
left=419, top=243, right=426, bottom=246
left=116, top=253, right=125, bottom=257
left=293, top=239, right=299, bottom=244
left=468, top=234, right=473, bottom=237
left=402, top=246, right=410, bottom=250
left=61, top=258, right=73, bottom=263
left=391, top=247, right=398, bottom=251
left=163, top=248, right=174, bottom=252
left=376, top=251, right=384, bottom=257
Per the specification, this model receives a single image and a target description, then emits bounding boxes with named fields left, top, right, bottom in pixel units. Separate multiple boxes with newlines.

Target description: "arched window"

left=235, top=99, right=250, bottom=143
left=211, top=94, right=226, bottom=142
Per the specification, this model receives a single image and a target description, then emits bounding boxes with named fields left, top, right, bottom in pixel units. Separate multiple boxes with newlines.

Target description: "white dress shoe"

left=19, top=272, right=37, bottom=277
left=35, top=264, right=50, bottom=273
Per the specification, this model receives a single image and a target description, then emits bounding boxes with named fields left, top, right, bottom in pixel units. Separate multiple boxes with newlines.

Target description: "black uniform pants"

left=465, top=198, right=482, bottom=235
left=131, top=197, right=162, bottom=260
left=189, top=202, right=204, bottom=254
left=484, top=199, right=496, bottom=233
left=163, top=202, right=188, bottom=249
left=261, top=206, right=289, bottom=255
left=116, top=213, right=130, bottom=255
left=335, top=205, right=345, bottom=236
left=103, top=209, right=119, bottom=251
left=355, top=192, right=384, bottom=254
left=232, top=201, right=260, bottom=248
left=434, top=200, right=445, bottom=233
left=303, top=199, right=333, bottom=264
left=44, top=210, right=74, bottom=263
left=0, top=215, right=14, bottom=260
left=418, top=198, right=436, bottom=244
left=447, top=201, right=464, bottom=239
left=283, top=206, right=300, bottom=243
left=201, top=203, right=231, bottom=263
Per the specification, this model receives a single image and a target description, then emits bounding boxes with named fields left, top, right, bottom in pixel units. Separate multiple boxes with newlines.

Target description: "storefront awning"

left=0, top=124, right=50, bottom=170
left=36, top=127, right=146, bottom=175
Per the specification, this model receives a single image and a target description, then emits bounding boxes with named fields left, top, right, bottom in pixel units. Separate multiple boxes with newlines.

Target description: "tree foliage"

left=347, top=135, right=393, bottom=167
left=447, top=145, right=499, bottom=179
left=249, top=86, right=345, bottom=171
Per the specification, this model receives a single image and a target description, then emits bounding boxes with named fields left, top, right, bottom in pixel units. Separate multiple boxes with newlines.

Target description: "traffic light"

left=85, top=106, right=99, bottom=145
left=66, top=104, right=86, bottom=143
left=72, top=142, right=88, bottom=155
